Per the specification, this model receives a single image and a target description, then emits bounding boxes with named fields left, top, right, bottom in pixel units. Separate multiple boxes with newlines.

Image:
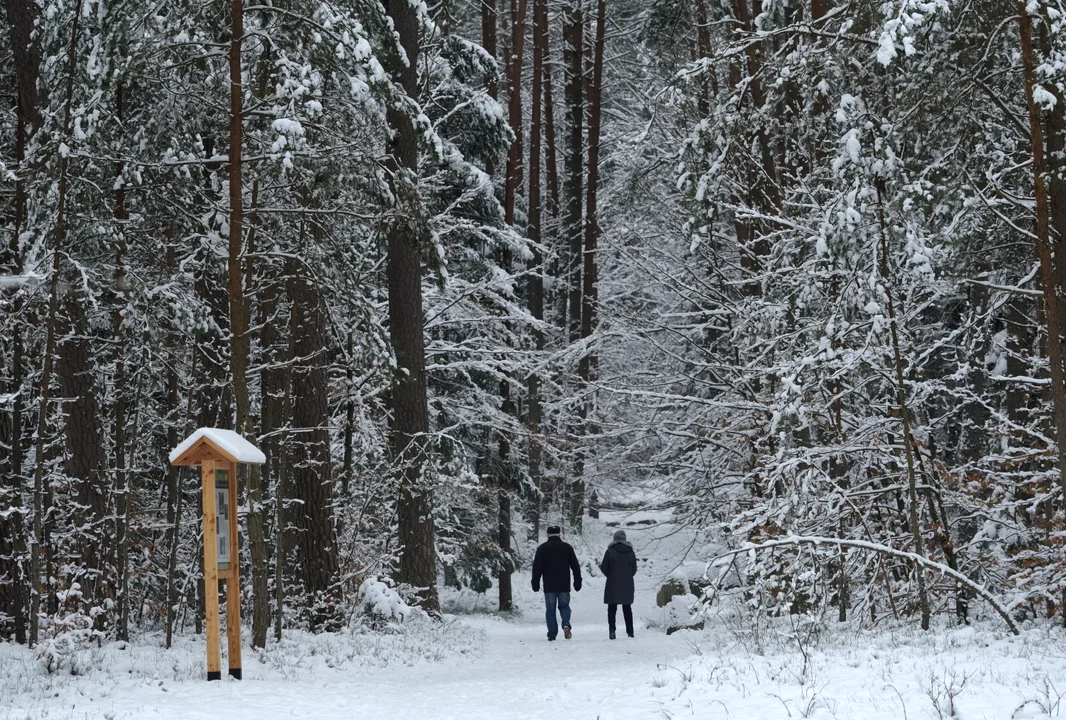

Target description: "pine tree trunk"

left=695, top=0, right=712, bottom=116
left=482, top=0, right=498, bottom=99
left=495, top=0, right=529, bottom=615
left=3, top=0, right=43, bottom=132
left=343, top=329, right=354, bottom=496
left=1043, top=31, right=1066, bottom=342
left=272, top=305, right=293, bottom=642
left=27, top=0, right=82, bottom=649
left=259, top=251, right=288, bottom=638
left=111, top=253, right=128, bottom=644
left=579, top=0, right=604, bottom=387
left=273, top=360, right=290, bottom=642
left=1018, top=3, right=1066, bottom=504
left=0, top=320, right=25, bottom=642
left=505, top=0, right=528, bottom=225
left=163, top=248, right=185, bottom=649
left=382, top=0, right=439, bottom=613
left=0, top=333, right=14, bottom=638
left=562, top=0, right=586, bottom=530
left=288, top=250, right=340, bottom=628
left=544, top=56, right=564, bottom=332
left=44, top=2, right=99, bottom=627
left=57, top=294, right=110, bottom=610
left=111, top=87, right=130, bottom=639
left=497, top=483, right=513, bottom=611
left=563, top=0, right=585, bottom=344
left=482, top=0, right=498, bottom=177
left=526, top=0, right=548, bottom=542
left=729, top=0, right=777, bottom=295
left=228, top=0, right=270, bottom=648
left=0, top=2, right=37, bottom=637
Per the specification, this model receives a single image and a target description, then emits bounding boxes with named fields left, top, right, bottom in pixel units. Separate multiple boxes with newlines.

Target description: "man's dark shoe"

left=548, top=636, right=556, bottom=641
left=609, top=631, right=616, bottom=640
left=563, top=626, right=572, bottom=640
left=628, top=632, right=634, bottom=638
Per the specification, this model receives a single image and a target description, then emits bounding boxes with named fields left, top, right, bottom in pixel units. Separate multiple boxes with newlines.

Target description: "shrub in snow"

left=440, top=585, right=494, bottom=615
left=357, top=576, right=414, bottom=626
left=35, top=583, right=105, bottom=675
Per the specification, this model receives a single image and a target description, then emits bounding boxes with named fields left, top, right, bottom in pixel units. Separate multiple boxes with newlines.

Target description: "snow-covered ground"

left=5, top=513, right=1066, bottom=719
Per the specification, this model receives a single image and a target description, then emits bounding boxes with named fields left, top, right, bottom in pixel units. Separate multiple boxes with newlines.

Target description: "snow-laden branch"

left=709, top=535, right=1020, bottom=636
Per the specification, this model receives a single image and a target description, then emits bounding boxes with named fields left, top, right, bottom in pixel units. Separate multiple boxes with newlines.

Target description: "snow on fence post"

left=706, top=535, right=1020, bottom=636
left=170, top=428, right=266, bottom=680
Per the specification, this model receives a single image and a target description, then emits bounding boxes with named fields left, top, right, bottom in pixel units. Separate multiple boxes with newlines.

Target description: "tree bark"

left=505, top=0, right=528, bottom=226
left=1019, top=3, right=1066, bottom=504
left=111, top=84, right=130, bottom=641
left=1042, top=30, right=1066, bottom=343
left=57, top=296, right=110, bottom=608
left=482, top=0, right=498, bottom=98
left=579, top=0, right=605, bottom=386
left=495, top=0, right=530, bottom=615
left=695, top=0, right=712, bottom=117
left=3, top=0, right=43, bottom=134
left=272, top=302, right=293, bottom=642
left=482, top=0, right=498, bottom=177
left=164, top=237, right=185, bottom=650
left=382, top=0, right=439, bottom=613
left=288, top=250, right=340, bottom=627
left=272, top=354, right=289, bottom=644
left=29, top=0, right=86, bottom=644
left=563, top=0, right=585, bottom=344
left=497, top=479, right=513, bottom=611
left=0, top=0, right=38, bottom=640
left=343, top=330, right=354, bottom=496
left=729, top=0, right=778, bottom=295
left=0, top=318, right=26, bottom=643
left=562, top=0, right=586, bottom=530
left=259, top=252, right=288, bottom=638
left=526, top=0, right=548, bottom=541
left=227, top=0, right=270, bottom=648
left=543, top=48, right=564, bottom=330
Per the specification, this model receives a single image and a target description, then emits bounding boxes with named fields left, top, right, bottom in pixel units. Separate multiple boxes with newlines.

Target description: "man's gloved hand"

left=574, top=579, right=582, bottom=592
left=532, top=582, right=539, bottom=593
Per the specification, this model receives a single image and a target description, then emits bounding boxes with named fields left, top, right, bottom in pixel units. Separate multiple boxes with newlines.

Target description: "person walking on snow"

left=532, top=525, right=583, bottom=640
left=600, top=529, right=637, bottom=639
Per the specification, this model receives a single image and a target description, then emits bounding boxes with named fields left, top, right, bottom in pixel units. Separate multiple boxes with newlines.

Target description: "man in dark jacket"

left=600, top=529, right=637, bottom=639
left=531, top=525, right=582, bottom=640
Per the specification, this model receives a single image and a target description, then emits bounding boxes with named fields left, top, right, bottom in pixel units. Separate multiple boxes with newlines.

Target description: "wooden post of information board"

left=225, top=460, right=242, bottom=678
left=170, top=428, right=264, bottom=682
left=201, top=459, right=222, bottom=681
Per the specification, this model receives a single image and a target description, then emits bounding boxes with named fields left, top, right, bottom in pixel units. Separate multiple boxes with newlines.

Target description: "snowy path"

left=63, top=618, right=685, bottom=720
left=9, top=513, right=1066, bottom=719
left=1, top=514, right=702, bottom=720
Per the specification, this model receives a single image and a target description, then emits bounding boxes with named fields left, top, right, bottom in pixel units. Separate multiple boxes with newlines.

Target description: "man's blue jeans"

left=544, top=592, right=572, bottom=639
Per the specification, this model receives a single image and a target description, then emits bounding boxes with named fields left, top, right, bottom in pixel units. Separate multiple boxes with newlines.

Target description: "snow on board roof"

left=169, top=428, right=266, bottom=465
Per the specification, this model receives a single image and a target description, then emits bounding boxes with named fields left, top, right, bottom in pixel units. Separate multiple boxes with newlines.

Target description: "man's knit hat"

left=547, top=525, right=562, bottom=537
left=613, top=529, right=627, bottom=543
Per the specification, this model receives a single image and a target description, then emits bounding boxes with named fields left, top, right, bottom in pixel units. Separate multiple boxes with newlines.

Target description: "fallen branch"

left=708, top=535, right=1020, bottom=636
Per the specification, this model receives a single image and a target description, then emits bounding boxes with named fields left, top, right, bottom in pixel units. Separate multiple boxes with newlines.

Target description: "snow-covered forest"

left=8, top=0, right=1066, bottom=716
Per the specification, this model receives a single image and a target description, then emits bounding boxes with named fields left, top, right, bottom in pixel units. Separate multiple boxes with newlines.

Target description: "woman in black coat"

left=599, top=530, right=638, bottom=639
